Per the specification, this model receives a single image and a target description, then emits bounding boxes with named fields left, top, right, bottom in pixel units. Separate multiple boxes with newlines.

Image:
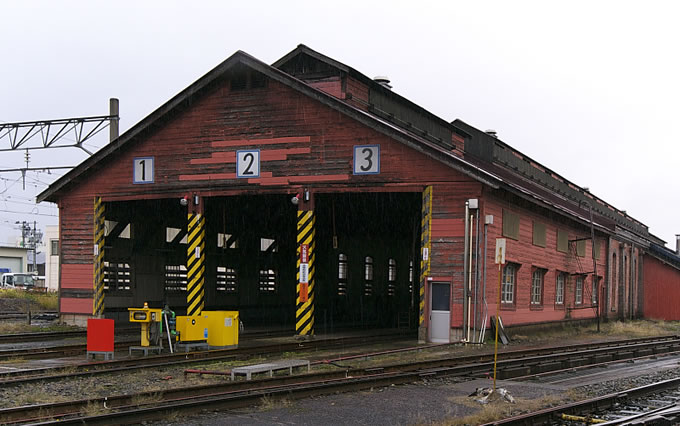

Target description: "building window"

left=502, top=263, right=517, bottom=304
left=50, top=239, right=59, bottom=256
left=217, top=233, right=238, bottom=249
left=164, top=265, right=187, bottom=291
left=260, top=238, right=277, bottom=252
left=532, top=222, right=546, bottom=247
left=364, top=256, right=374, bottom=296
left=557, top=230, right=568, bottom=253
left=502, top=210, right=520, bottom=240
left=216, top=266, right=237, bottom=292
left=259, top=269, right=277, bottom=292
left=166, top=227, right=187, bottom=244
left=591, top=276, right=599, bottom=305
left=338, top=253, right=348, bottom=296
left=103, top=262, right=131, bottom=292
left=387, top=258, right=397, bottom=297
left=531, top=268, right=545, bottom=305
left=593, top=239, right=601, bottom=260
left=555, top=272, right=565, bottom=305
left=575, top=275, right=584, bottom=305
left=576, top=239, right=586, bottom=257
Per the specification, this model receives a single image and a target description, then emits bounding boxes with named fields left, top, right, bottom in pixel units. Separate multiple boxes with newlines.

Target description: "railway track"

left=486, top=376, right=680, bottom=425
left=0, top=332, right=413, bottom=385
left=2, top=335, right=680, bottom=424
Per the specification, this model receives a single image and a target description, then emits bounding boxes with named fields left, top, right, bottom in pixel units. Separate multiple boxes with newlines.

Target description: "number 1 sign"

left=236, top=150, right=260, bottom=178
left=133, top=157, right=154, bottom=184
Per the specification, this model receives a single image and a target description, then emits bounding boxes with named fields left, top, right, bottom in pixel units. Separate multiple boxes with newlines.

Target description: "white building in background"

left=0, top=244, right=29, bottom=274
left=45, top=225, right=60, bottom=292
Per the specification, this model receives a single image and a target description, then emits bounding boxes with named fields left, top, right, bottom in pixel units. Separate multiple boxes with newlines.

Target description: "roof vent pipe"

left=373, top=76, right=392, bottom=90
left=676, top=234, right=680, bottom=255
left=485, top=129, right=498, bottom=138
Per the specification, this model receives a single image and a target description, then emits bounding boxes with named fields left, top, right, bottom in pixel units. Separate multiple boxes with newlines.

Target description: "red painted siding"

left=61, top=297, right=93, bottom=314
left=643, top=255, right=680, bottom=320
left=61, top=264, right=93, bottom=289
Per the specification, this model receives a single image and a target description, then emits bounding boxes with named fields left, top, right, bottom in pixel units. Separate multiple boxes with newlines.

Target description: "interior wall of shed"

left=101, top=192, right=421, bottom=332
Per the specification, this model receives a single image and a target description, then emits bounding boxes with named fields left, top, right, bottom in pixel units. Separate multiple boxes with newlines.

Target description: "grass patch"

left=0, top=322, right=82, bottom=335
left=0, top=289, right=58, bottom=310
left=258, top=395, right=292, bottom=411
left=441, top=394, right=565, bottom=425
left=601, top=320, right=680, bottom=337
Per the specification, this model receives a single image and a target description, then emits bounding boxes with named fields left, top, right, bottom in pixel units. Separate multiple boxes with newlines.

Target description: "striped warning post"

left=296, top=210, right=315, bottom=336
left=186, top=213, right=205, bottom=316
left=419, top=186, right=433, bottom=326
left=93, top=197, right=105, bottom=317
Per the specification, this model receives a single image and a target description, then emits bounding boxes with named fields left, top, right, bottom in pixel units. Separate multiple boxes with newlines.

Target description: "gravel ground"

left=149, top=376, right=566, bottom=426
left=3, top=322, right=680, bottom=424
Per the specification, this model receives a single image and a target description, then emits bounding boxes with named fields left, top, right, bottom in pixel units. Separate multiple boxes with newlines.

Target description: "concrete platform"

left=231, top=359, right=310, bottom=380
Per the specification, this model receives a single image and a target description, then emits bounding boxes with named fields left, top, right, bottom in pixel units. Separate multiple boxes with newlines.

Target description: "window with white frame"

left=216, top=266, right=237, bottom=292
left=337, top=253, right=348, bottom=296
left=575, top=275, right=584, bottom=305
left=364, top=256, right=374, bottom=296
left=591, top=276, right=599, bottom=305
left=556, top=272, right=565, bottom=304
left=531, top=269, right=545, bottom=305
left=387, top=258, right=397, bottom=297
left=502, top=263, right=517, bottom=304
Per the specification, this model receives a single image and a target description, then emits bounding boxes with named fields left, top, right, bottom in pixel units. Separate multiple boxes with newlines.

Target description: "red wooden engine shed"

left=38, top=45, right=677, bottom=342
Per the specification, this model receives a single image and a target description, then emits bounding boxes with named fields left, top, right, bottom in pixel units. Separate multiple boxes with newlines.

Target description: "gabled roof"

left=38, top=48, right=498, bottom=203
left=274, top=44, right=467, bottom=144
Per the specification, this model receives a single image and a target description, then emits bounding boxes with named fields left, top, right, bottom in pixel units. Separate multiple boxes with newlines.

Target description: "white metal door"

left=429, top=282, right=450, bottom=343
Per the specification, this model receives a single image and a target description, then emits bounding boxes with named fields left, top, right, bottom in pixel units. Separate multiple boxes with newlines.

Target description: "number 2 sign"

left=236, top=150, right=260, bottom=178
left=353, top=145, right=380, bottom=175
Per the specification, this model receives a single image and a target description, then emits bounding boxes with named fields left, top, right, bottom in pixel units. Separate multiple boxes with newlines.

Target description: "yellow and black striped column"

left=296, top=210, right=315, bottom=336
left=186, top=213, right=205, bottom=316
left=93, top=197, right=105, bottom=317
left=419, top=186, right=433, bottom=329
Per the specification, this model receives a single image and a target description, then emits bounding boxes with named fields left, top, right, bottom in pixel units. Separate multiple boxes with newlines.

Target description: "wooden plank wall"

left=56, top=77, right=478, bottom=315
left=482, top=193, right=608, bottom=326
left=643, top=255, right=680, bottom=320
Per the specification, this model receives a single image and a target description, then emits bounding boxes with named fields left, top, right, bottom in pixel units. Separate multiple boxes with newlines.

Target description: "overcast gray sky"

left=1, top=1, right=678, bottom=248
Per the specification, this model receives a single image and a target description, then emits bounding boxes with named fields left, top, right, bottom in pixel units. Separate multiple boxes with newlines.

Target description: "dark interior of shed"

left=101, top=192, right=421, bottom=333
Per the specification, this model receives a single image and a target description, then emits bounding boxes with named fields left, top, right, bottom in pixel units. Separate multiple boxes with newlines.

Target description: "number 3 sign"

left=353, top=145, right=380, bottom=175
left=236, top=150, right=260, bottom=178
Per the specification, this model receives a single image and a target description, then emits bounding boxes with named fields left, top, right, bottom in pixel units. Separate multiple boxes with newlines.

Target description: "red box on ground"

left=87, top=318, right=114, bottom=352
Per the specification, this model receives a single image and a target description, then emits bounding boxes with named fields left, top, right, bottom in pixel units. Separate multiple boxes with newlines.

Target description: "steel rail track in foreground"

left=0, top=326, right=292, bottom=346
left=0, top=328, right=302, bottom=361
left=0, top=334, right=676, bottom=386
left=482, top=377, right=680, bottom=425
left=0, top=332, right=412, bottom=385
left=4, top=336, right=680, bottom=424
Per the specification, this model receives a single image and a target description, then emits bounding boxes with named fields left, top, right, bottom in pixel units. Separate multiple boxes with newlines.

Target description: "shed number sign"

left=236, top=150, right=260, bottom=178
left=353, top=145, right=380, bottom=175
left=133, top=157, right=154, bottom=184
